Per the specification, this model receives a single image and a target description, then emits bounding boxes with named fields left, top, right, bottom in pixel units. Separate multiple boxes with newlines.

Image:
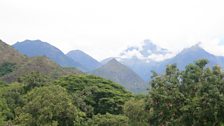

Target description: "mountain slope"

left=67, top=50, right=101, bottom=71
left=13, top=40, right=86, bottom=71
left=107, top=41, right=224, bottom=82
left=91, top=59, right=147, bottom=93
left=113, top=40, right=174, bottom=81
left=0, top=40, right=81, bottom=82
left=155, top=44, right=224, bottom=74
left=0, top=40, right=27, bottom=65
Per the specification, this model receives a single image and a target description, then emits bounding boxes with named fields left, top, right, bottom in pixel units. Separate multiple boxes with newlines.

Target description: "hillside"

left=102, top=40, right=173, bottom=81
left=0, top=40, right=81, bottom=82
left=0, top=40, right=27, bottom=64
left=112, top=43, right=224, bottom=81
left=13, top=40, right=86, bottom=71
left=67, top=50, right=101, bottom=71
left=91, top=59, right=147, bottom=93
left=154, top=44, right=224, bottom=74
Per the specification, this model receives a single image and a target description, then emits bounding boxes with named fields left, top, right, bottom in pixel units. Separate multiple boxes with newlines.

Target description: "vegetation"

left=0, top=63, right=16, bottom=77
left=15, top=85, right=82, bottom=126
left=124, top=95, right=148, bottom=126
left=0, top=73, right=133, bottom=125
left=1, top=59, right=224, bottom=125
left=54, top=75, right=132, bottom=116
left=147, top=59, right=224, bottom=125
left=88, top=113, right=129, bottom=126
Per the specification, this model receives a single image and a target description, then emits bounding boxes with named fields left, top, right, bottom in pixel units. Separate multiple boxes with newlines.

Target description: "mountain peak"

left=67, top=50, right=101, bottom=71
left=69, top=50, right=84, bottom=53
left=17, top=39, right=45, bottom=44
left=107, top=58, right=119, bottom=64
left=92, top=58, right=147, bottom=93
left=13, top=40, right=85, bottom=71
left=191, top=42, right=202, bottom=49
left=181, top=42, right=206, bottom=54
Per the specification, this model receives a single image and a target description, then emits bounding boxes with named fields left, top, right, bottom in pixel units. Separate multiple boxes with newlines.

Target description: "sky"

left=1, top=0, right=224, bottom=61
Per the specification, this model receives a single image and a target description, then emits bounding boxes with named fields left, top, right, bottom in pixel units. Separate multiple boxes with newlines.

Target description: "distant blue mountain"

left=154, top=44, right=224, bottom=74
left=91, top=59, right=147, bottom=93
left=66, top=50, right=101, bottom=71
left=13, top=40, right=86, bottom=71
left=105, top=41, right=224, bottom=82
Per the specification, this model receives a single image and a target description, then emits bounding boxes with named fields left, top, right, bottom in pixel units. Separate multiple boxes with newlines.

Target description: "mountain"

left=154, top=44, right=224, bottom=73
left=103, top=41, right=224, bottom=82
left=91, top=59, right=147, bottom=93
left=101, top=57, right=116, bottom=65
left=13, top=40, right=86, bottom=71
left=0, top=40, right=81, bottom=82
left=66, top=50, right=101, bottom=71
left=104, top=40, right=173, bottom=81
left=0, top=39, right=27, bottom=65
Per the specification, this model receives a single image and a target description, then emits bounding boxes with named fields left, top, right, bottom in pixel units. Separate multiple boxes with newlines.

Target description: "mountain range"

left=8, top=39, right=224, bottom=93
left=0, top=40, right=81, bottom=83
left=13, top=40, right=86, bottom=71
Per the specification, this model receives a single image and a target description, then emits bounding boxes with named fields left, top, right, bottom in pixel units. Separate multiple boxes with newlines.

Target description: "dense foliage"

left=15, top=85, right=82, bottom=126
left=54, top=75, right=132, bottom=116
left=0, top=73, right=133, bottom=126
left=147, top=59, right=224, bottom=125
left=0, top=63, right=16, bottom=77
left=88, top=113, right=129, bottom=126
left=1, top=59, right=224, bottom=125
left=124, top=95, right=148, bottom=126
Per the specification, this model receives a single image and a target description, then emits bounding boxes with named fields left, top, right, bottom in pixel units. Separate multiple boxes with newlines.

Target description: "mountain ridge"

left=0, top=40, right=81, bottom=82
left=67, top=50, right=101, bottom=71
left=91, top=59, right=147, bottom=93
left=13, top=40, right=86, bottom=71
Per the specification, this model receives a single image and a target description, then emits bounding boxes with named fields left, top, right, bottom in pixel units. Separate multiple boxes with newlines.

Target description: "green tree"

left=146, top=59, right=224, bottom=125
left=0, top=98, right=10, bottom=126
left=124, top=96, right=148, bottom=126
left=18, top=72, right=50, bottom=92
left=14, top=85, right=83, bottom=126
left=0, top=83, right=24, bottom=123
left=54, top=75, right=132, bottom=116
left=0, top=62, right=16, bottom=77
left=88, top=113, right=129, bottom=126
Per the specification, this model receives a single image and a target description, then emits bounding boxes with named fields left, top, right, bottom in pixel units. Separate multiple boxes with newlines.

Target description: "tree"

left=146, top=59, right=224, bottom=125
left=14, top=85, right=83, bottom=126
left=0, top=98, right=10, bottom=126
left=0, top=83, right=24, bottom=123
left=88, top=113, right=129, bottom=126
left=0, top=63, right=16, bottom=77
left=54, top=75, right=132, bottom=116
left=124, top=95, right=148, bottom=126
left=18, top=72, right=50, bottom=92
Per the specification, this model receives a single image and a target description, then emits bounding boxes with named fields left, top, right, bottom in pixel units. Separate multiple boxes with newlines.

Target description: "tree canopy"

left=147, top=59, right=224, bottom=125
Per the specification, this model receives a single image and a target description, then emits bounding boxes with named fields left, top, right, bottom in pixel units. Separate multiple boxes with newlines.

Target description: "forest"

left=1, top=59, right=224, bottom=126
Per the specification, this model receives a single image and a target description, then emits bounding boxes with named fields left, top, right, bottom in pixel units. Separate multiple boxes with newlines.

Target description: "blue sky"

left=1, top=0, right=224, bottom=60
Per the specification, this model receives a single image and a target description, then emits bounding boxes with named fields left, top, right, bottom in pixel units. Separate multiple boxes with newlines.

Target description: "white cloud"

left=120, top=49, right=145, bottom=60
left=0, top=0, right=224, bottom=60
left=201, top=38, right=224, bottom=57
left=147, top=53, right=176, bottom=62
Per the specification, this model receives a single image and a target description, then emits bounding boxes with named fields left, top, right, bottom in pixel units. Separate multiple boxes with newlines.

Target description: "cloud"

left=201, top=37, right=224, bottom=56
left=1, top=0, right=224, bottom=60
left=120, top=40, right=176, bottom=62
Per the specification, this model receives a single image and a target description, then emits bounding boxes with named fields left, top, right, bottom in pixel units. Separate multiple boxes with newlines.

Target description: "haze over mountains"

left=10, top=39, right=224, bottom=92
